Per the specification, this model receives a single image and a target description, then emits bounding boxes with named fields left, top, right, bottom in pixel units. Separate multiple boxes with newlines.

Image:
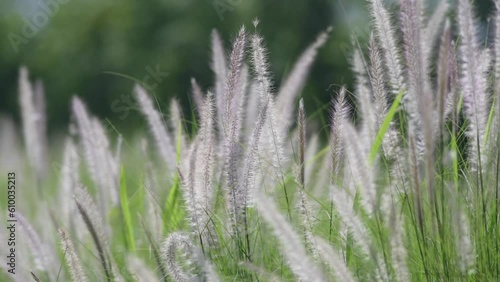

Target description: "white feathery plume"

left=276, top=28, right=330, bottom=134
left=400, top=0, right=430, bottom=158
left=342, top=121, right=376, bottom=212
left=74, top=185, right=112, bottom=280
left=169, top=98, right=183, bottom=134
left=70, top=103, right=95, bottom=155
left=17, top=213, right=57, bottom=278
left=222, top=26, right=247, bottom=231
left=161, top=232, right=197, bottom=282
left=330, top=185, right=371, bottom=255
left=304, top=134, right=319, bottom=189
left=126, top=255, right=158, bottom=282
left=374, top=254, right=390, bottom=281
left=91, top=117, right=120, bottom=204
left=445, top=52, right=459, bottom=127
left=72, top=97, right=119, bottom=217
left=458, top=0, right=491, bottom=171
left=250, top=24, right=287, bottom=191
left=260, top=87, right=289, bottom=192
left=423, top=0, right=449, bottom=72
left=222, top=26, right=247, bottom=136
left=313, top=236, right=356, bottom=282
left=408, top=132, right=423, bottom=231
left=496, top=0, right=500, bottom=92
left=169, top=98, right=186, bottom=153
left=74, top=185, right=109, bottom=245
left=296, top=99, right=315, bottom=255
left=236, top=64, right=249, bottom=133
left=33, top=79, right=48, bottom=178
left=251, top=25, right=273, bottom=102
left=389, top=207, right=409, bottom=281
left=311, top=152, right=331, bottom=198
left=494, top=1, right=500, bottom=144
left=437, top=20, right=453, bottom=122
left=140, top=140, right=164, bottom=243
left=58, top=138, right=80, bottom=227
left=368, top=33, right=388, bottom=129
left=330, top=87, right=350, bottom=180
left=190, top=78, right=204, bottom=117
left=59, top=228, right=88, bottom=282
left=18, top=67, right=47, bottom=182
left=145, top=190, right=164, bottom=243
left=457, top=207, right=475, bottom=272
left=197, top=92, right=215, bottom=205
left=110, top=260, right=125, bottom=282
left=193, top=92, right=217, bottom=245
left=401, top=0, right=437, bottom=204
left=211, top=29, right=228, bottom=134
left=179, top=143, right=201, bottom=235
left=134, top=84, right=176, bottom=172
left=254, top=192, right=326, bottom=281
left=203, top=260, right=221, bottom=282
left=368, top=0, right=405, bottom=93
left=368, top=33, right=402, bottom=164
left=248, top=23, right=278, bottom=195
left=352, top=48, right=377, bottom=143
left=180, top=136, right=217, bottom=249
left=236, top=97, right=269, bottom=214
left=244, top=81, right=260, bottom=139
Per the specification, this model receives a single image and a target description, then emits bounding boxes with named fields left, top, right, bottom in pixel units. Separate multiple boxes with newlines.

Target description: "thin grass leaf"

left=369, top=88, right=405, bottom=163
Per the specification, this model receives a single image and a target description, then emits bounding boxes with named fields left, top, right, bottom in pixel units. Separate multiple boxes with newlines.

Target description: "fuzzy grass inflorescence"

left=3, top=0, right=500, bottom=281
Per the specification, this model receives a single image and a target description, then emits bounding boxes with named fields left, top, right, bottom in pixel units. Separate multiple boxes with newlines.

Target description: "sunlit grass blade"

left=164, top=122, right=185, bottom=231
left=369, top=88, right=405, bottom=163
left=484, top=100, right=495, bottom=146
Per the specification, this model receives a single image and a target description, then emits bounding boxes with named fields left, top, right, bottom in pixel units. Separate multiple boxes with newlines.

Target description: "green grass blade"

left=164, top=121, right=185, bottom=231
left=120, top=166, right=136, bottom=251
left=451, top=134, right=459, bottom=188
left=369, top=89, right=405, bottom=164
left=484, top=100, right=495, bottom=146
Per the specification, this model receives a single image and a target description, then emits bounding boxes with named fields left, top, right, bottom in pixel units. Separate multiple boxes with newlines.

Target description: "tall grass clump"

left=2, top=0, right=500, bottom=281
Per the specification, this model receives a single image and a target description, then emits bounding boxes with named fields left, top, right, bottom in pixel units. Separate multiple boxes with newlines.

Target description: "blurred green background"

left=0, top=0, right=493, bottom=135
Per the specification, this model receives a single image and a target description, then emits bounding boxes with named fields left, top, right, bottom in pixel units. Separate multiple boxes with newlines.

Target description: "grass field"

left=2, top=0, right=500, bottom=281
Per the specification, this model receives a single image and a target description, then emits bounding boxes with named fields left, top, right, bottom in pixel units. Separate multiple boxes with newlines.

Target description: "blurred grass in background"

left=0, top=0, right=492, bottom=136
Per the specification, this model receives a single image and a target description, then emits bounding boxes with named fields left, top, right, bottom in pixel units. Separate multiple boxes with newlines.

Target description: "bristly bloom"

left=457, top=0, right=491, bottom=171
left=135, top=84, right=176, bottom=173
left=18, top=67, right=48, bottom=183
left=59, top=228, right=88, bottom=282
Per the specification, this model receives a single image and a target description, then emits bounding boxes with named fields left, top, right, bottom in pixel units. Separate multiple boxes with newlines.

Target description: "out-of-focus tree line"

left=0, top=0, right=493, bottom=135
